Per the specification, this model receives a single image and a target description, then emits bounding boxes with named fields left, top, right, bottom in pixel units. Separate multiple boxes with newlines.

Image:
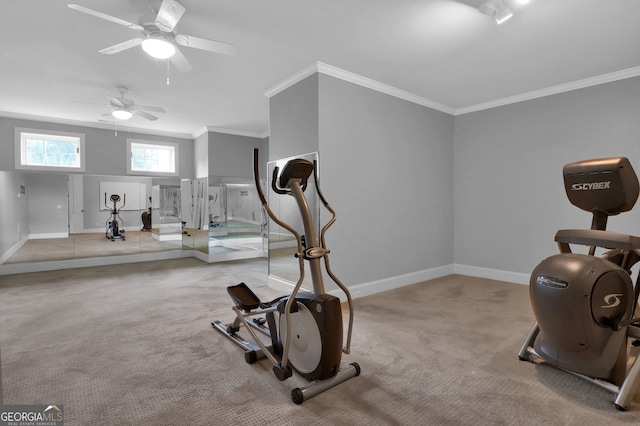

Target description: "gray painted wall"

left=0, top=117, right=195, bottom=177
left=0, top=171, right=28, bottom=260
left=208, top=132, right=267, bottom=178
left=269, top=73, right=455, bottom=288
left=454, top=76, right=640, bottom=277
left=194, top=132, right=209, bottom=178
left=318, top=74, right=454, bottom=286
left=269, top=74, right=320, bottom=161
left=24, top=173, right=69, bottom=236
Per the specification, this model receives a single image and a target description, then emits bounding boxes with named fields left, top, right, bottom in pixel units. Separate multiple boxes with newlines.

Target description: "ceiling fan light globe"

left=142, top=38, right=175, bottom=59
left=112, top=109, right=133, bottom=120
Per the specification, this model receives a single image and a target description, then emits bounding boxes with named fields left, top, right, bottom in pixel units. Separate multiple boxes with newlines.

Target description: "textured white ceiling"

left=1, top=0, right=639, bottom=138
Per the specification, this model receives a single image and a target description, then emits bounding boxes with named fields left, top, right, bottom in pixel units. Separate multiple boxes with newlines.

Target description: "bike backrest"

left=563, top=157, right=639, bottom=216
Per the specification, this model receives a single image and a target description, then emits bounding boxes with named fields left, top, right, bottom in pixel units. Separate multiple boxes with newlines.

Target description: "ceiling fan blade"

left=101, top=110, right=115, bottom=117
left=99, top=38, right=144, bottom=55
left=155, top=0, right=186, bottom=32
left=175, top=34, right=237, bottom=56
left=68, top=4, right=144, bottom=31
left=137, top=105, right=166, bottom=113
left=104, top=95, right=125, bottom=107
left=134, top=108, right=159, bottom=121
left=169, top=47, right=193, bottom=72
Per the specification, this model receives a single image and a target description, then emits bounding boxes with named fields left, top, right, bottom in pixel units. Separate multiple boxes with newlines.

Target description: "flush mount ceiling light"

left=479, top=0, right=514, bottom=24
left=141, top=36, right=176, bottom=59
left=112, top=108, right=133, bottom=120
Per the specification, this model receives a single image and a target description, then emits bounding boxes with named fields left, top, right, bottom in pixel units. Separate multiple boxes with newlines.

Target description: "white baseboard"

left=0, top=238, right=28, bottom=265
left=268, top=275, right=310, bottom=294
left=267, top=263, right=530, bottom=301
left=83, top=227, right=140, bottom=233
left=453, top=264, right=530, bottom=285
left=0, top=249, right=189, bottom=275
left=268, top=264, right=455, bottom=301
left=29, top=232, right=69, bottom=239
left=346, top=264, right=455, bottom=300
left=152, top=233, right=183, bottom=241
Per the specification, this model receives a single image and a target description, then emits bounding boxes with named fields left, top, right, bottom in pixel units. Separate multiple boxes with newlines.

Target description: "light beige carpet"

left=0, top=258, right=639, bottom=425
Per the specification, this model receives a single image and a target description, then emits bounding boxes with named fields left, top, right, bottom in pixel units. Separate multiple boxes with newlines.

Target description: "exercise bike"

left=212, top=149, right=360, bottom=404
left=105, top=193, right=126, bottom=241
left=519, top=157, right=640, bottom=410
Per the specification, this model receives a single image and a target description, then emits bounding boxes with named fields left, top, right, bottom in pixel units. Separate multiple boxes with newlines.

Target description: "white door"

left=68, top=174, right=84, bottom=234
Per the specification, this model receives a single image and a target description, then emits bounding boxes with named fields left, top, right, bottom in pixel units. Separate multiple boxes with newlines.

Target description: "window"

left=127, top=139, right=179, bottom=176
left=15, top=128, right=85, bottom=172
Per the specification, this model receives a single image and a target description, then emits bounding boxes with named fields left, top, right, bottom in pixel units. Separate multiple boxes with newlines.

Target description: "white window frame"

left=15, top=127, right=86, bottom=172
left=126, top=138, right=179, bottom=177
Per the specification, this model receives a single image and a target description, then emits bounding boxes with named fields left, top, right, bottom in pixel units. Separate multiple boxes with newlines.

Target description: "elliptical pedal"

left=227, top=282, right=262, bottom=312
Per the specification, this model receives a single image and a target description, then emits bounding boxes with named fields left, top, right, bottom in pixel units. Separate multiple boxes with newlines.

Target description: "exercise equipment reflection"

left=105, top=193, right=126, bottom=241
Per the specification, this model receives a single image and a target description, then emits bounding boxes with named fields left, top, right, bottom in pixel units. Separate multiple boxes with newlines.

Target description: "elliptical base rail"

left=291, top=362, right=361, bottom=404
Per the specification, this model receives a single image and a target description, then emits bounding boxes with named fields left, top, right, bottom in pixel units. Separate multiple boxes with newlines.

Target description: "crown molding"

left=264, top=61, right=455, bottom=115
left=266, top=62, right=640, bottom=118
left=316, top=62, right=455, bottom=114
left=192, top=126, right=209, bottom=139
left=194, top=126, right=269, bottom=139
left=263, top=63, right=319, bottom=99
left=455, top=66, right=640, bottom=115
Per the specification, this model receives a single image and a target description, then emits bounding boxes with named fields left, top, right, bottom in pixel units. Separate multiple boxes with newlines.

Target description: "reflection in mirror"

left=151, top=182, right=182, bottom=241
left=2, top=171, right=183, bottom=265
left=1, top=170, right=266, bottom=268
left=206, top=177, right=266, bottom=261
left=180, top=177, right=209, bottom=254
left=267, top=152, right=320, bottom=286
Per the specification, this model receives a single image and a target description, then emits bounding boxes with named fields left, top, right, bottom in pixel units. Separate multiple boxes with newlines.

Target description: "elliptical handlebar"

left=253, top=149, right=268, bottom=206
left=104, top=193, right=126, bottom=212
left=271, top=166, right=288, bottom=195
left=253, top=149, right=302, bottom=245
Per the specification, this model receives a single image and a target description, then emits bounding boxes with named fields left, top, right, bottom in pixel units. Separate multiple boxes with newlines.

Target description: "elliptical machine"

left=105, top=193, right=126, bottom=241
left=212, top=149, right=360, bottom=404
left=519, top=157, right=640, bottom=410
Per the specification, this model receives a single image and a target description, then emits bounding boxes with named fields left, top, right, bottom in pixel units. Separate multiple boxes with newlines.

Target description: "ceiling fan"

left=101, top=86, right=166, bottom=121
left=68, top=0, right=236, bottom=72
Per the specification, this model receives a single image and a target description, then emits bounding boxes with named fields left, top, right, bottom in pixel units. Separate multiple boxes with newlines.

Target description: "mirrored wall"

left=209, top=177, right=265, bottom=253
left=179, top=176, right=266, bottom=262
left=2, top=171, right=267, bottom=266
left=266, top=152, right=320, bottom=286
left=2, top=172, right=184, bottom=265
